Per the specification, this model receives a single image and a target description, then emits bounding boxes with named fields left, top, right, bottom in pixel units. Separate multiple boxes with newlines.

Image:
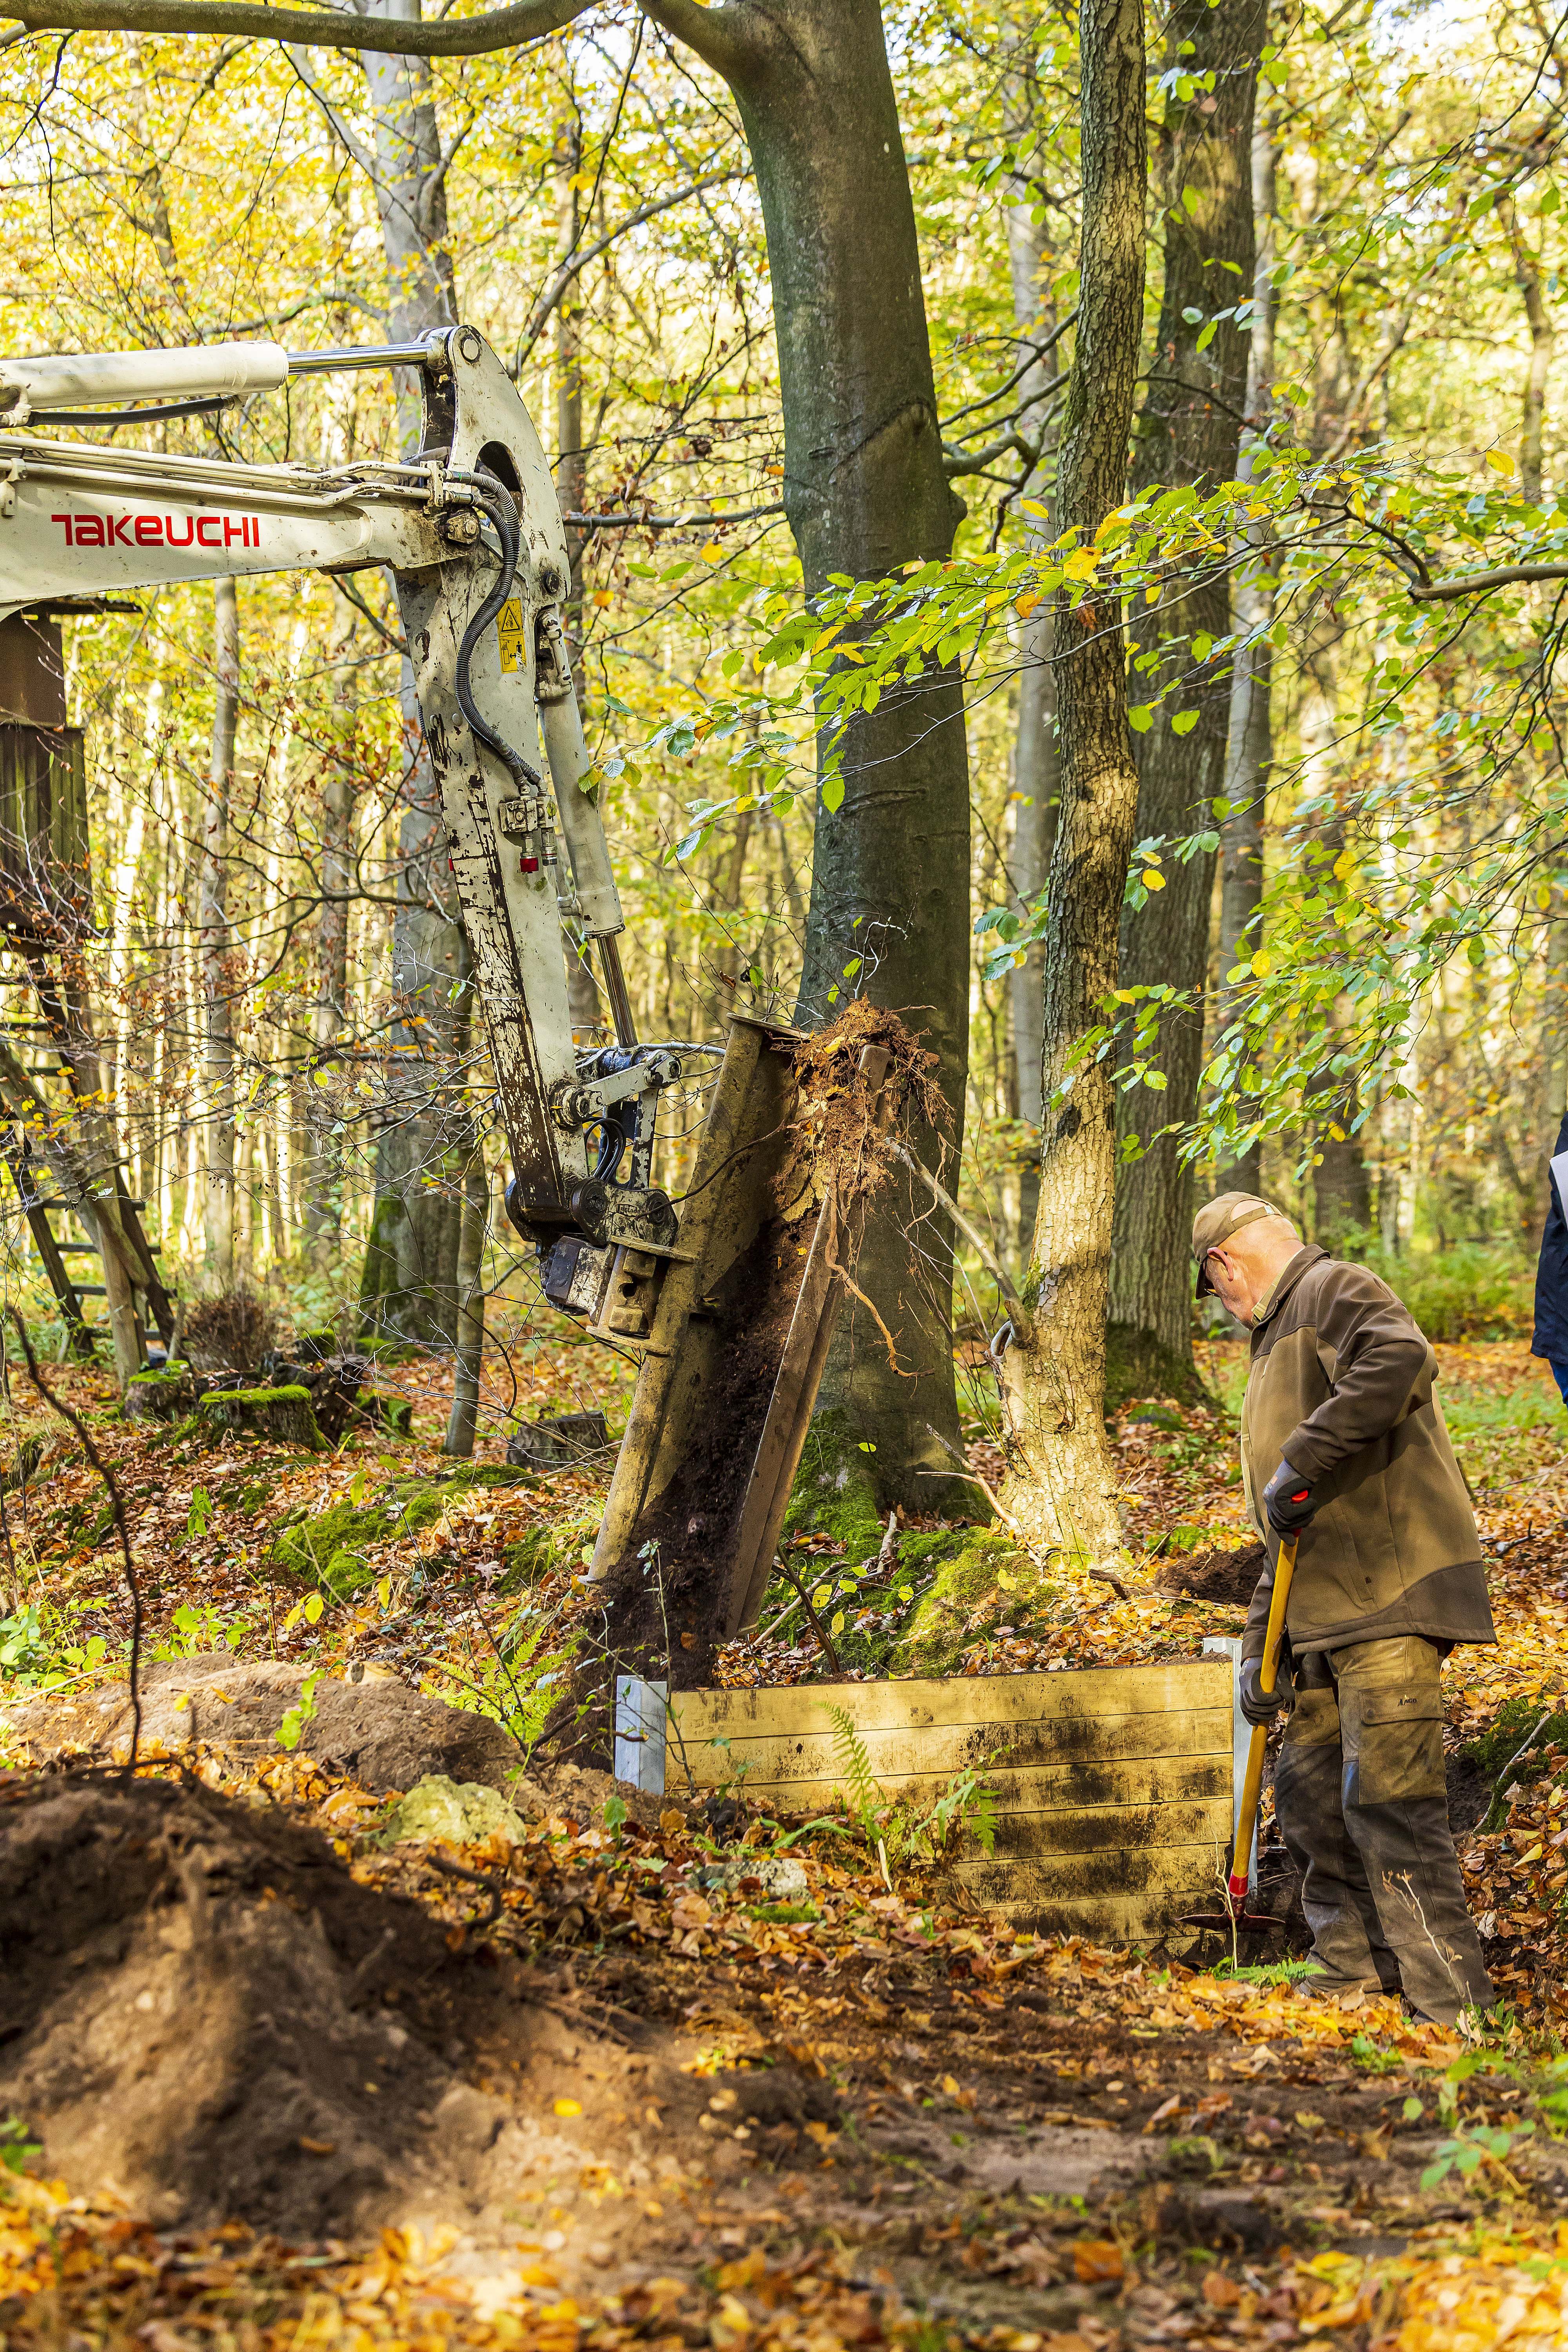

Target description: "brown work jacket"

left=1239, top=1246, right=1494, bottom=1662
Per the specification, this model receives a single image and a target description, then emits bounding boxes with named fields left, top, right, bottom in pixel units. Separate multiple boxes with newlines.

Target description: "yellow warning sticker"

left=497, top=595, right=526, bottom=675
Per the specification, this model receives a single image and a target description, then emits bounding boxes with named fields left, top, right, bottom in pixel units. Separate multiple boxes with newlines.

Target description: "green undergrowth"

left=1345, top=1238, right=1534, bottom=1343
left=272, top=1464, right=539, bottom=1599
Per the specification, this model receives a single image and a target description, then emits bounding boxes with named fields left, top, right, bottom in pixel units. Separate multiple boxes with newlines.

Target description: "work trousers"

left=1273, top=1633, right=1494, bottom=2027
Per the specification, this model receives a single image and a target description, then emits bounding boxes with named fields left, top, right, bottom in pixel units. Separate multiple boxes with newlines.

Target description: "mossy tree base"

left=782, top=1406, right=890, bottom=1559
left=125, top=1368, right=194, bottom=1425
left=783, top=1403, right=992, bottom=1551
left=889, top=1527, right=1058, bottom=1678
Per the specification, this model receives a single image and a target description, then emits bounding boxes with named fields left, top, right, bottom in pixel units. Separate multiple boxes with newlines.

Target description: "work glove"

left=1240, top=1651, right=1295, bottom=1727
left=1263, top=1457, right=1317, bottom=1536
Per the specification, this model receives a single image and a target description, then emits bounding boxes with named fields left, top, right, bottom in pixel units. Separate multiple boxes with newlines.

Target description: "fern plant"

left=822, top=1703, right=1001, bottom=1873
left=826, top=1703, right=882, bottom=1845
left=423, top=1598, right=578, bottom=1760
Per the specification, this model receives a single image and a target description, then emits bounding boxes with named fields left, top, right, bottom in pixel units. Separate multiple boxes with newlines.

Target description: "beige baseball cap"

left=1191, top=1192, right=1295, bottom=1298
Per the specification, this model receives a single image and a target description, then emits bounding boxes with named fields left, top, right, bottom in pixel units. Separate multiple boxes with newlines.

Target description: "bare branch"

left=568, top=497, right=784, bottom=533
left=1407, top=562, right=1568, bottom=602
left=0, top=0, right=587, bottom=58
left=516, top=165, right=748, bottom=364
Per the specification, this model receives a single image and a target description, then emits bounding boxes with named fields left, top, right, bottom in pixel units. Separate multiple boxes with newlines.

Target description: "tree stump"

left=124, top=1368, right=195, bottom=1425
left=196, top=1384, right=326, bottom=1449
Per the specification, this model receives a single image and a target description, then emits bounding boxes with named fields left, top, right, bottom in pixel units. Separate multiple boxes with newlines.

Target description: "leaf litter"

left=5, top=1343, right=1568, bottom=2348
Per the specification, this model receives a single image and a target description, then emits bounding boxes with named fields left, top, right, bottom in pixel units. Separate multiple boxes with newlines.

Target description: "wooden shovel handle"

left=1227, top=1531, right=1299, bottom=1904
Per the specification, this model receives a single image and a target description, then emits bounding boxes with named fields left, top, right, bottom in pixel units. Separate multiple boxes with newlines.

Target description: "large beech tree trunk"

left=999, top=0, right=1147, bottom=1563
left=645, top=0, right=971, bottom=1508
left=1106, top=0, right=1263, bottom=1374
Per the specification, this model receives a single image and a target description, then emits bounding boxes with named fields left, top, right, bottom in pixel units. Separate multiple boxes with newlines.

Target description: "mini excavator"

left=0, top=326, right=891, bottom=1674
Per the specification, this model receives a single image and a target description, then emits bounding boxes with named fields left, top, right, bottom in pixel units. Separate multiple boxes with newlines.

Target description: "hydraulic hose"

left=452, top=466, right=546, bottom=793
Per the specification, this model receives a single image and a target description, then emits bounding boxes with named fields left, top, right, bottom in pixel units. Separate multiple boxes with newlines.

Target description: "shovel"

left=1178, top=1529, right=1299, bottom=1935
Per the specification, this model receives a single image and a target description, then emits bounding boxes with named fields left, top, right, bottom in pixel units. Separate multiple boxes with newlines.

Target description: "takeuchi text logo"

left=49, top=510, right=261, bottom=549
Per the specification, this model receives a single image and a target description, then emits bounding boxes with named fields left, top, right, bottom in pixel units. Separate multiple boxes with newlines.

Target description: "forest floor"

left=3, top=1333, right=1568, bottom=2352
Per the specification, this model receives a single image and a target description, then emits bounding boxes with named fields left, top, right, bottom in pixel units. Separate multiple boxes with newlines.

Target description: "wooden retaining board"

left=667, top=1659, right=1234, bottom=1940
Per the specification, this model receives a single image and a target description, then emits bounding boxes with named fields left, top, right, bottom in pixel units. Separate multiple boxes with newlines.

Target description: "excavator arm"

left=0, top=325, right=890, bottom=1688
left=0, top=324, right=676, bottom=1294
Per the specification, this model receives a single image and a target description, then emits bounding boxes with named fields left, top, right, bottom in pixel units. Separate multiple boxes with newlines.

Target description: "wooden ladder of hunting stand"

left=0, top=607, right=177, bottom=1365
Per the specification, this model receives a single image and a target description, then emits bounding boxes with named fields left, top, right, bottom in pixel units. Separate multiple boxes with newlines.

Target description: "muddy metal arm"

left=0, top=325, right=672, bottom=1256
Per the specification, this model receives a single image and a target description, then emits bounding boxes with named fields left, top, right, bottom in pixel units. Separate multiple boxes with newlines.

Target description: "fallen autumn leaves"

left=7, top=1339, right=1568, bottom=2351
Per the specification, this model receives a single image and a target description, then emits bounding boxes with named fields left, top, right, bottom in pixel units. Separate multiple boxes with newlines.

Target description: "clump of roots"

left=785, top=999, right=947, bottom=1205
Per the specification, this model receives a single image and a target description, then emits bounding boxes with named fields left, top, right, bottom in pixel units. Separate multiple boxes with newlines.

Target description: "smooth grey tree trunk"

left=201, top=573, right=238, bottom=1282
left=1000, top=0, right=1148, bottom=1562
left=1107, top=0, right=1263, bottom=1384
left=444, top=1142, right=488, bottom=1455
left=1215, top=109, right=1279, bottom=1196
left=645, top=0, right=972, bottom=1509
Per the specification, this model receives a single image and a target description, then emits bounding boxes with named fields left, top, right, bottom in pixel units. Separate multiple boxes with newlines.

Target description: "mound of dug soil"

left=0, top=1773, right=835, bottom=2251
left=0, top=1657, right=528, bottom=1796
left=1153, top=1539, right=1267, bottom=1608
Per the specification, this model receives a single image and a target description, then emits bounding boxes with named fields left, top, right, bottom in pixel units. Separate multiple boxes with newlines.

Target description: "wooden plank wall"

left=668, top=1661, right=1235, bottom=1942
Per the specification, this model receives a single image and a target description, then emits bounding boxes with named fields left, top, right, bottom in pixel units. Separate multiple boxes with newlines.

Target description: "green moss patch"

left=889, top=1526, right=1059, bottom=1679
left=499, top=1508, right=602, bottom=1591
left=783, top=1406, right=887, bottom=1563
left=272, top=1464, right=539, bottom=1594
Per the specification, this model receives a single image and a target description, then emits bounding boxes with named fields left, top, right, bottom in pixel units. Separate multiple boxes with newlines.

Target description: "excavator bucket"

left=588, top=1014, right=891, bottom=1681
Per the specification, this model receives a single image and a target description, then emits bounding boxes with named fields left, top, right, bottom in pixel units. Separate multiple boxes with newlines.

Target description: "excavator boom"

left=0, top=325, right=878, bottom=1688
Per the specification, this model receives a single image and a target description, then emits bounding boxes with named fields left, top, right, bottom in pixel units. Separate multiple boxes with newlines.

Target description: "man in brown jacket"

left=1193, top=1191, right=1495, bottom=2025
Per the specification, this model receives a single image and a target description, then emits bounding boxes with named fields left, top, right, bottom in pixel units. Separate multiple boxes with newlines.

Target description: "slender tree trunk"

left=1296, top=627, right=1371, bottom=1243
left=644, top=0, right=971, bottom=1507
left=1215, top=107, right=1278, bottom=1194
left=1107, top=0, right=1263, bottom=1377
left=999, top=0, right=1147, bottom=1563
left=304, top=757, right=352, bottom=1266
left=1005, top=190, right=1059, bottom=1258
left=444, top=1138, right=488, bottom=1457
left=1507, top=202, right=1553, bottom=504
left=1535, top=884, right=1568, bottom=1241
left=304, top=588, right=355, bottom=1266
left=202, top=573, right=238, bottom=1283
left=351, top=0, right=473, bottom=1344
